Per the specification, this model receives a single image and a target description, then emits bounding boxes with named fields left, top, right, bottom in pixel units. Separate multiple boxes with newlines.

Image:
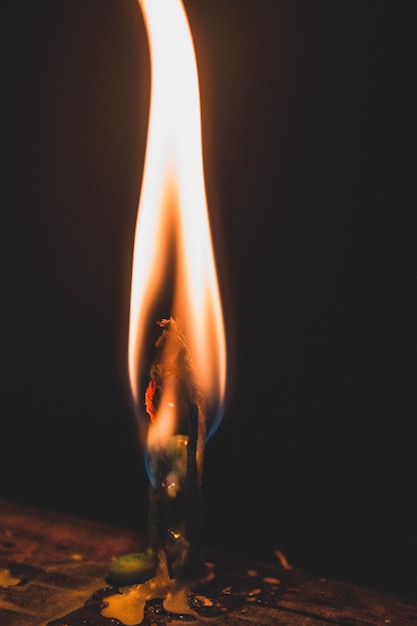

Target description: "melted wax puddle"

left=102, top=555, right=214, bottom=625
left=100, top=553, right=286, bottom=625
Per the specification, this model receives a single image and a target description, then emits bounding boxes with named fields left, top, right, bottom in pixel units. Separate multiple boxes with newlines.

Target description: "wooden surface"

left=1, top=499, right=416, bottom=625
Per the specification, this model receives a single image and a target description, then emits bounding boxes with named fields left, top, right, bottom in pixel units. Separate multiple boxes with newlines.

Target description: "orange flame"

left=128, top=0, right=226, bottom=446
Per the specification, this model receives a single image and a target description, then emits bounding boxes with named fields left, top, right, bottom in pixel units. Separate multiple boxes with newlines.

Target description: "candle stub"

left=144, top=318, right=209, bottom=582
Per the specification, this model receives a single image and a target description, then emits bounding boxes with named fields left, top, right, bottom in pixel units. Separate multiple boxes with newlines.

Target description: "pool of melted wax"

left=47, top=556, right=283, bottom=625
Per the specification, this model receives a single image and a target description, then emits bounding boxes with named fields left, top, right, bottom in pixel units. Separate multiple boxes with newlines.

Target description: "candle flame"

left=128, top=0, right=226, bottom=446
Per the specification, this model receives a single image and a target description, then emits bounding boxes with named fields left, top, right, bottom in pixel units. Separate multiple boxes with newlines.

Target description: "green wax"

left=107, top=550, right=158, bottom=586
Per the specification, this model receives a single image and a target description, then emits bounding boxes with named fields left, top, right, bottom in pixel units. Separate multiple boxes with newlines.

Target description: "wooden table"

left=1, top=499, right=416, bottom=625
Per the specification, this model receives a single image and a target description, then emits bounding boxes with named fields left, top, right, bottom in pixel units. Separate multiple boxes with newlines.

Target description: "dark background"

left=1, top=0, right=414, bottom=601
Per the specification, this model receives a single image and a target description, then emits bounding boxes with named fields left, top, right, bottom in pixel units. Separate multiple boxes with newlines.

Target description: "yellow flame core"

left=128, top=0, right=226, bottom=442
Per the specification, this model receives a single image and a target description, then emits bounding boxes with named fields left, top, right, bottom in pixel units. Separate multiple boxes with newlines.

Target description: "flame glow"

left=128, top=0, right=226, bottom=445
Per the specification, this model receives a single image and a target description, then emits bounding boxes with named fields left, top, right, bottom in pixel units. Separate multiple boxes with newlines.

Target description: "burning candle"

left=104, top=0, right=226, bottom=621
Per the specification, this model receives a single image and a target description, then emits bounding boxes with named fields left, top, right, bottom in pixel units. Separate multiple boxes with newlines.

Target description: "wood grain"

left=1, top=499, right=416, bottom=625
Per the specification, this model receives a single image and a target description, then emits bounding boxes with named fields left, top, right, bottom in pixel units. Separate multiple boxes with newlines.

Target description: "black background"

left=1, top=0, right=415, bottom=601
